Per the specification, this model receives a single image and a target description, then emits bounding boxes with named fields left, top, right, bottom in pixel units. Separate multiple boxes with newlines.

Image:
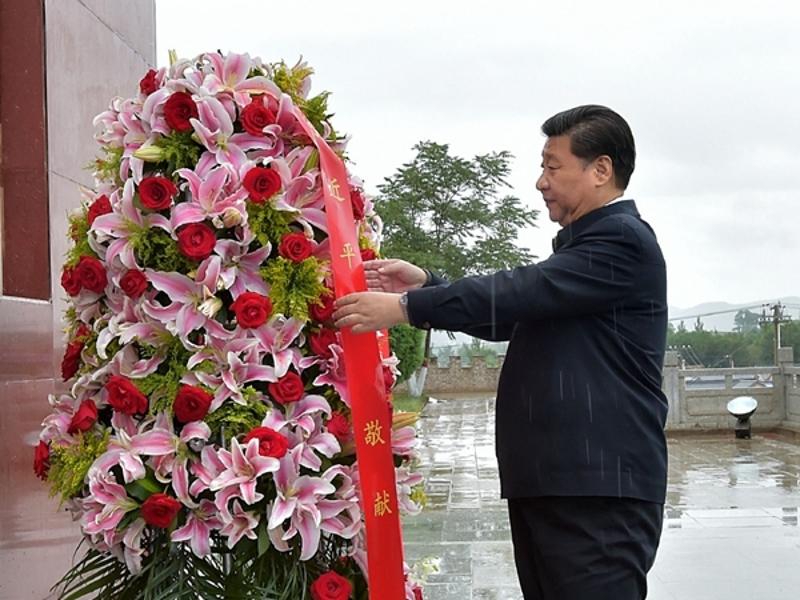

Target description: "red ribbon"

left=293, top=109, right=406, bottom=599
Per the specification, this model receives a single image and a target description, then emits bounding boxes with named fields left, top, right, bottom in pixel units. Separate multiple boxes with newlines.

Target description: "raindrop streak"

left=587, top=384, right=593, bottom=423
left=585, top=438, right=591, bottom=465
left=610, top=260, right=615, bottom=282
left=528, top=394, right=533, bottom=423
left=559, top=371, right=564, bottom=401
left=600, top=448, right=605, bottom=480
left=617, top=456, right=622, bottom=497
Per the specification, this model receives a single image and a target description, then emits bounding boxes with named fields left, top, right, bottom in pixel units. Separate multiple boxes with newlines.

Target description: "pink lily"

left=251, top=315, right=305, bottom=378
left=143, top=258, right=233, bottom=347
left=313, top=344, right=350, bottom=406
left=122, top=518, right=147, bottom=574
left=263, top=398, right=339, bottom=470
left=91, top=422, right=177, bottom=483
left=172, top=165, right=248, bottom=228
left=209, top=438, right=280, bottom=509
left=203, top=51, right=282, bottom=107
left=215, top=237, right=271, bottom=297
left=267, top=447, right=336, bottom=560
left=186, top=337, right=276, bottom=411
left=219, top=500, right=260, bottom=549
left=81, top=472, right=138, bottom=545
left=318, top=465, right=362, bottom=539
left=171, top=499, right=223, bottom=558
left=92, top=179, right=171, bottom=270
left=395, top=466, right=425, bottom=516
left=190, top=96, right=276, bottom=173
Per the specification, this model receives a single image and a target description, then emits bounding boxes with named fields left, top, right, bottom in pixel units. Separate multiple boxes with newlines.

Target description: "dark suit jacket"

left=406, top=201, right=668, bottom=503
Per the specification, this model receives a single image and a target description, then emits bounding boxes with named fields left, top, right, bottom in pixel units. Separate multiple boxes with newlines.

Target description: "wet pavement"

left=403, top=395, right=800, bottom=599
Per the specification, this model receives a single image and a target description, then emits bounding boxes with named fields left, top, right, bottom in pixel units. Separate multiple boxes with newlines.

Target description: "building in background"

left=0, top=2, right=155, bottom=597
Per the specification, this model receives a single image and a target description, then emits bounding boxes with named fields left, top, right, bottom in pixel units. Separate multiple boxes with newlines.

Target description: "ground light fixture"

left=726, top=396, right=758, bottom=439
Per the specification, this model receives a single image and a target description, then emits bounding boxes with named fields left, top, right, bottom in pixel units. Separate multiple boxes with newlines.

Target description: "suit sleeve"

left=406, top=223, right=642, bottom=332
left=417, top=271, right=517, bottom=341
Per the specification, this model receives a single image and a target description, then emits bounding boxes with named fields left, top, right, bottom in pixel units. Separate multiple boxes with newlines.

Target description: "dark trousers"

left=507, top=496, right=663, bottom=600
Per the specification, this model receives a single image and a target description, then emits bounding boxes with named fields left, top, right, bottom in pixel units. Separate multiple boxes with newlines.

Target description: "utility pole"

left=759, top=302, right=792, bottom=365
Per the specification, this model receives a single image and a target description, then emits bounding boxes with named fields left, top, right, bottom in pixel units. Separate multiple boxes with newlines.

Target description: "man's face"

left=536, top=135, right=597, bottom=226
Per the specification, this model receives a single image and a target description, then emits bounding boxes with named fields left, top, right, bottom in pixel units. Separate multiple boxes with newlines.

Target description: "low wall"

left=397, top=349, right=798, bottom=432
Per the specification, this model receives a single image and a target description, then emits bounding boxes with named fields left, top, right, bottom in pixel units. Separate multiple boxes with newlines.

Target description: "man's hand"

left=364, top=259, right=427, bottom=293
left=333, top=292, right=408, bottom=334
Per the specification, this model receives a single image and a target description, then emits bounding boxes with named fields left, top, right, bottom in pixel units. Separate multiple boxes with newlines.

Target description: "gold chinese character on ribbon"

left=340, top=243, right=357, bottom=268
left=327, top=178, right=346, bottom=202
left=374, top=490, right=392, bottom=517
left=364, top=419, right=386, bottom=446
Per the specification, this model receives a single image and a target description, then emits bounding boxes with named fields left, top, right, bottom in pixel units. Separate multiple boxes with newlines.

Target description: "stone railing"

left=396, top=347, right=800, bottom=432
left=785, top=364, right=800, bottom=430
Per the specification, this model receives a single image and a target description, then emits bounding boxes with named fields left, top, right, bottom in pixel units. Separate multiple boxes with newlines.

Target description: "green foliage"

left=154, top=131, right=204, bottom=176
left=91, top=145, right=124, bottom=185
left=667, top=320, right=800, bottom=367
left=300, top=92, right=333, bottom=136
left=204, top=389, right=268, bottom=440
left=65, top=211, right=97, bottom=267
left=246, top=202, right=294, bottom=249
left=136, top=338, right=193, bottom=416
left=260, top=257, right=327, bottom=322
left=271, top=61, right=314, bottom=103
left=377, top=141, right=539, bottom=280
left=52, top=527, right=361, bottom=599
left=48, top=430, right=110, bottom=502
left=132, top=227, right=195, bottom=272
left=389, top=324, right=426, bottom=384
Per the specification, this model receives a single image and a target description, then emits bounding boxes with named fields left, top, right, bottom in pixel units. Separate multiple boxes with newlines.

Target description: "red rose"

left=243, top=426, right=289, bottom=458
left=61, top=266, right=82, bottom=296
left=87, top=195, right=112, bottom=226
left=174, top=385, right=213, bottom=423
left=230, top=292, right=273, bottom=329
left=67, top=399, right=98, bottom=435
left=268, top=371, right=305, bottom=405
left=278, top=232, right=313, bottom=262
left=309, top=328, right=338, bottom=359
left=383, top=366, right=396, bottom=395
left=243, top=166, right=282, bottom=203
left=164, top=91, right=198, bottom=132
left=350, top=189, right=365, bottom=220
left=61, top=340, right=84, bottom=381
left=75, top=256, right=107, bottom=294
left=105, top=375, right=148, bottom=415
left=138, top=176, right=178, bottom=211
left=176, top=223, right=217, bottom=260
left=310, top=571, right=352, bottom=600
left=360, top=248, right=377, bottom=262
left=139, top=69, right=158, bottom=95
left=240, top=96, right=277, bottom=136
left=326, top=412, right=351, bottom=442
left=310, top=293, right=335, bottom=323
left=413, top=586, right=423, bottom=600
left=33, top=441, right=50, bottom=480
left=75, top=324, right=91, bottom=340
left=141, top=493, right=181, bottom=528
left=120, top=269, right=148, bottom=299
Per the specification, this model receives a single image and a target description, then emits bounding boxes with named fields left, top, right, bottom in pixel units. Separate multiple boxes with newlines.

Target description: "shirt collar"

left=552, top=200, right=639, bottom=252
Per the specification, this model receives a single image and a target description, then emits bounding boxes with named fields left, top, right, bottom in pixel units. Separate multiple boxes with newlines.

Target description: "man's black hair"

left=542, top=105, right=635, bottom=190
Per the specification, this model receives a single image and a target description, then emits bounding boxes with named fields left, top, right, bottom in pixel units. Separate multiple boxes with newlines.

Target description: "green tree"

left=379, top=141, right=539, bottom=395
left=377, top=141, right=539, bottom=279
left=734, top=309, right=760, bottom=333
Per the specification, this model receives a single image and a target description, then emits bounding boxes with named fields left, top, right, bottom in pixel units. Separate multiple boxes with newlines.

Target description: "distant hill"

left=428, top=296, right=800, bottom=347
left=669, top=297, right=800, bottom=332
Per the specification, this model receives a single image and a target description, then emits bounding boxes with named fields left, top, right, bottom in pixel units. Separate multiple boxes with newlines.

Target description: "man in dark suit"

left=333, top=105, right=668, bottom=599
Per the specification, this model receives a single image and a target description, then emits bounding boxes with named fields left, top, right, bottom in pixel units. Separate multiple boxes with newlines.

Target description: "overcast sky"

left=156, top=0, right=799, bottom=310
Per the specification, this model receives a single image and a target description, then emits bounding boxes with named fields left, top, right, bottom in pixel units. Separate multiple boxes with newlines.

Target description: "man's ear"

left=593, top=155, right=614, bottom=187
